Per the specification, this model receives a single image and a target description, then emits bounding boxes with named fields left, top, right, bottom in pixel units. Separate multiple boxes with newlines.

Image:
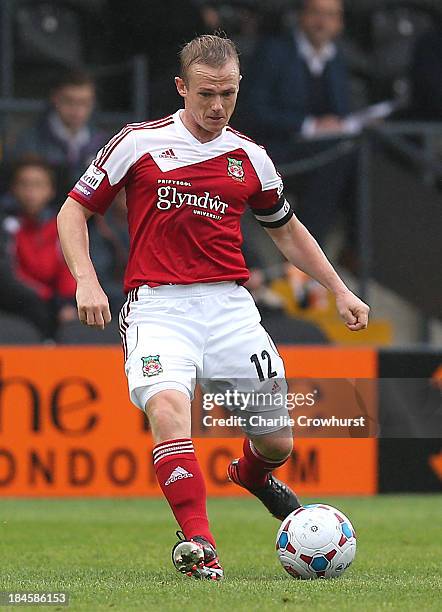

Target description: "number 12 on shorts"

left=250, top=350, right=277, bottom=382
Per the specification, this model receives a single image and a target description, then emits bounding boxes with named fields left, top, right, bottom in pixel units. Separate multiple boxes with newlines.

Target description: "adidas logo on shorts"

left=165, top=465, right=194, bottom=486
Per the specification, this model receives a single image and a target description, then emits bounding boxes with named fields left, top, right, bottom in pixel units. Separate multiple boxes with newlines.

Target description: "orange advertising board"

left=0, top=346, right=377, bottom=496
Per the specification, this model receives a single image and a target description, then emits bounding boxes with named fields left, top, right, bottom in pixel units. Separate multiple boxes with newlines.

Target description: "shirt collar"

left=295, top=30, right=337, bottom=76
left=174, top=109, right=227, bottom=147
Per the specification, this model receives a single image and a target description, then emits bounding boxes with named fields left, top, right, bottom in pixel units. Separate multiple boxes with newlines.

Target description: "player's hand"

left=76, top=277, right=111, bottom=329
left=335, top=290, right=370, bottom=332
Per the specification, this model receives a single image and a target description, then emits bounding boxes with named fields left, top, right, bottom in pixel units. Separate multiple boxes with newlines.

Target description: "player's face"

left=51, top=84, right=95, bottom=132
left=300, top=0, right=344, bottom=49
left=12, top=167, right=55, bottom=217
left=175, top=60, right=240, bottom=140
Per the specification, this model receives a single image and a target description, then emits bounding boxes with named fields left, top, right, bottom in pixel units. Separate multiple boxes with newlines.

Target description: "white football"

left=276, top=504, right=357, bottom=579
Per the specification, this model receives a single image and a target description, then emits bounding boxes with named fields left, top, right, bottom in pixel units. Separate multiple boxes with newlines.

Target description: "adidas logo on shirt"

left=159, top=148, right=178, bottom=159
left=165, top=465, right=194, bottom=486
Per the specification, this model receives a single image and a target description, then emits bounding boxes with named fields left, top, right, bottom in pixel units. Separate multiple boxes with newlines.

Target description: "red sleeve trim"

left=68, top=190, right=101, bottom=215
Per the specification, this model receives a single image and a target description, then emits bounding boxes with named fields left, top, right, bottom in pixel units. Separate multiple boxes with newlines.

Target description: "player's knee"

left=254, top=430, right=293, bottom=461
left=146, top=390, right=191, bottom=442
left=269, top=436, right=293, bottom=461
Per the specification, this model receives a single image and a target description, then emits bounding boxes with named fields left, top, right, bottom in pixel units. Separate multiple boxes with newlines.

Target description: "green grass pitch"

left=1, top=495, right=441, bottom=611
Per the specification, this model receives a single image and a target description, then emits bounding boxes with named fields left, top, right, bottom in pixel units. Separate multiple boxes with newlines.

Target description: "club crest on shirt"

left=227, top=157, right=245, bottom=182
left=277, top=178, right=284, bottom=197
left=141, top=355, right=163, bottom=377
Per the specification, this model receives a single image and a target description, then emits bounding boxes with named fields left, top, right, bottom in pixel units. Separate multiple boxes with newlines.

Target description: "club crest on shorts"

left=141, top=355, right=163, bottom=377
left=227, top=157, right=245, bottom=182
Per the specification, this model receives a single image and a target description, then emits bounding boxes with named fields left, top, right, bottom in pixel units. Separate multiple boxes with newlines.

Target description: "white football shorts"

left=119, top=282, right=290, bottom=435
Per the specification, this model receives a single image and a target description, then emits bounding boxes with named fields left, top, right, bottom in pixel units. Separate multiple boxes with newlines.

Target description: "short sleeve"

left=68, top=127, right=136, bottom=215
left=248, top=152, right=293, bottom=228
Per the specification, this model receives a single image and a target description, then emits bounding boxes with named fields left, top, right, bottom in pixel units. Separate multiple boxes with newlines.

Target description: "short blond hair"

left=179, top=34, right=240, bottom=82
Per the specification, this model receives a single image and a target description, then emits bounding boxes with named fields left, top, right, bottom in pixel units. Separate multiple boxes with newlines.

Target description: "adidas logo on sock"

left=165, top=465, right=193, bottom=486
left=159, top=148, right=177, bottom=159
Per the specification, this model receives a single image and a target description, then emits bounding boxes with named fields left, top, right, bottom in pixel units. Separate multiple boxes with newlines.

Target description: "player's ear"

left=175, top=76, right=187, bottom=98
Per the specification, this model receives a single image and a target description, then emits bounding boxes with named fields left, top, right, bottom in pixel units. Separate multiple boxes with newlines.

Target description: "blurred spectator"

left=0, top=212, right=51, bottom=340
left=1, top=159, right=77, bottom=339
left=285, top=266, right=328, bottom=312
left=246, top=0, right=357, bottom=251
left=88, top=190, right=129, bottom=312
left=248, top=0, right=349, bottom=148
left=7, top=70, right=107, bottom=193
left=242, top=238, right=329, bottom=344
left=410, top=27, right=442, bottom=121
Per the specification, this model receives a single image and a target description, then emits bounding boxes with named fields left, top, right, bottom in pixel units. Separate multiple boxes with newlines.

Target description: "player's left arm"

left=265, top=214, right=370, bottom=331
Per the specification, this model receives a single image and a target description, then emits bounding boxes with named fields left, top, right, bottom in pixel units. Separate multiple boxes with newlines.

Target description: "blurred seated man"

left=8, top=70, right=107, bottom=194
left=2, top=158, right=77, bottom=339
left=247, top=0, right=357, bottom=251
left=242, top=239, right=329, bottom=345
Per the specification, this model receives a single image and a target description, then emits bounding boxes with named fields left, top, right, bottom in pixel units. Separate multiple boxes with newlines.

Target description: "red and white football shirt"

left=69, top=110, right=293, bottom=293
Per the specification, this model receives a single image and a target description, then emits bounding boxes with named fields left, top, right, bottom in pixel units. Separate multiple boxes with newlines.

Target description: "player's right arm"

left=57, top=197, right=111, bottom=329
left=58, top=126, right=136, bottom=328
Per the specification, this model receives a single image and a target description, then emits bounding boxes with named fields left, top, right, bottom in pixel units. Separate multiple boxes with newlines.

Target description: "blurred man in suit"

left=248, top=0, right=357, bottom=252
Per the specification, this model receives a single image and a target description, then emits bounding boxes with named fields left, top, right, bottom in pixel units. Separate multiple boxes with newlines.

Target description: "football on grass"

left=276, top=504, right=357, bottom=579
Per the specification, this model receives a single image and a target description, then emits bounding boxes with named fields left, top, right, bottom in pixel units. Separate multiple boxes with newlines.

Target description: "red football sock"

left=153, top=438, right=215, bottom=547
left=237, top=438, right=289, bottom=489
